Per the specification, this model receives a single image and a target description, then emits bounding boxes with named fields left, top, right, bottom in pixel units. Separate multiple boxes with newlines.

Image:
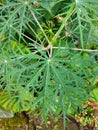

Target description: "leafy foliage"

left=0, top=0, right=98, bottom=123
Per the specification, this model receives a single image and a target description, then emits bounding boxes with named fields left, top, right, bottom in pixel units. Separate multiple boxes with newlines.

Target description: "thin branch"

left=29, top=9, right=51, bottom=45
left=52, top=3, right=75, bottom=42
left=26, top=22, right=41, bottom=45
left=52, top=46, right=98, bottom=52
left=21, top=33, right=36, bottom=43
left=70, top=48, right=98, bottom=52
left=11, top=26, right=34, bottom=42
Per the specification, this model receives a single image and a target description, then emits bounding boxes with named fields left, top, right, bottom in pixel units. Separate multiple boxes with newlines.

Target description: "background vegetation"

left=0, top=0, right=98, bottom=127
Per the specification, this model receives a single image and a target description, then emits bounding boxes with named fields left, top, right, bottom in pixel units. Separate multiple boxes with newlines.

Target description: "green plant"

left=0, top=0, right=98, bottom=128
left=74, top=100, right=97, bottom=129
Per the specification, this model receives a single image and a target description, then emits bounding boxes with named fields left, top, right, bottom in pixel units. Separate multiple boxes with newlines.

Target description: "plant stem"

left=52, top=46, right=98, bottom=52
left=29, top=9, right=51, bottom=45
left=52, top=3, right=75, bottom=43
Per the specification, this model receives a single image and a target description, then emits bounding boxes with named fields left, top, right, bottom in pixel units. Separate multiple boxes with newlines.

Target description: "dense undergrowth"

left=0, top=0, right=98, bottom=128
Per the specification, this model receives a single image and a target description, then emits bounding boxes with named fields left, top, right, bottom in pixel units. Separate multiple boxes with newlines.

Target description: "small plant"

left=74, top=100, right=98, bottom=130
left=0, top=0, right=98, bottom=128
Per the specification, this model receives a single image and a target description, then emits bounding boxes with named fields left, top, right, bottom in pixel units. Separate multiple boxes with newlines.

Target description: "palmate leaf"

left=0, top=86, right=35, bottom=112
left=0, top=41, right=97, bottom=117
left=28, top=50, right=94, bottom=116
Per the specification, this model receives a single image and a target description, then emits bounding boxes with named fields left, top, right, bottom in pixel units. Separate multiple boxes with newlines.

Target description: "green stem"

left=52, top=3, right=75, bottom=43
left=76, top=4, right=84, bottom=48
left=29, top=9, right=51, bottom=45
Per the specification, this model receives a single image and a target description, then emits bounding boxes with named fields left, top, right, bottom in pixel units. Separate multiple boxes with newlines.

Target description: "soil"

left=0, top=112, right=78, bottom=130
left=0, top=109, right=98, bottom=130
